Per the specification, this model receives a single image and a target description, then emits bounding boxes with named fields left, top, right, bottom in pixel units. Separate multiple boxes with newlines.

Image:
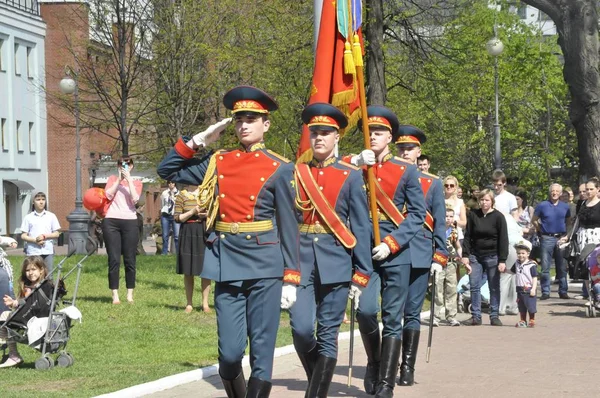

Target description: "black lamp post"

left=60, top=70, right=90, bottom=254
left=486, top=32, right=504, bottom=170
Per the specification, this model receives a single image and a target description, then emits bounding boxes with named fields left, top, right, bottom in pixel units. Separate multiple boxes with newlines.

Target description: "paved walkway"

left=147, top=285, right=596, bottom=398
left=8, top=245, right=593, bottom=397
left=3, top=238, right=160, bottom=257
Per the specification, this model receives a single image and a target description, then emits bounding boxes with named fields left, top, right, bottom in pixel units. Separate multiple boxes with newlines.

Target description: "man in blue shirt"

left=532, top=183, right=572, bottom=300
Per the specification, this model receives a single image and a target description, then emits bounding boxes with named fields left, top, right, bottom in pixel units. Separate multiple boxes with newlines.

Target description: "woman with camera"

left=102, top=157, right=143, bottom=304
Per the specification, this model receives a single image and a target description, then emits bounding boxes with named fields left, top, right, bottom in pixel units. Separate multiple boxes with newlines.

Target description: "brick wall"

left=42, top=2, right=89, bottom=228
left=42, top=3, right=116, bottom=228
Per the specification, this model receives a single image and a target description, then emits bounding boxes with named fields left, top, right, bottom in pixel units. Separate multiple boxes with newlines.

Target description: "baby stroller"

left=0, top=244, right=93, bottom=369
left=584, top=245, right=600, bottom=318
left=457, top=274, right=490, bottom=313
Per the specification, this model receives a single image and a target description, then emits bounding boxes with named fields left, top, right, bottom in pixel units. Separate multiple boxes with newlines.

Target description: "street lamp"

left=486, top=32, right=504, bottom=170
left=60, top=69, right=90, bottom=254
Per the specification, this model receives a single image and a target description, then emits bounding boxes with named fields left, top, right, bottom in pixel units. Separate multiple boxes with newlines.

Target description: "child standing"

left=433, top=207, right=464, bottom=326
left=20, top=192, right=61, bottom=275
left=0, top=256, right=52, bottom=367
left=511, top=240, right=538, bottom=328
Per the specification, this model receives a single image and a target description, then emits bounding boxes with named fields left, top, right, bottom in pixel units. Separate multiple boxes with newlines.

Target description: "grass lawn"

left=0, top=254, right=357, bottom=398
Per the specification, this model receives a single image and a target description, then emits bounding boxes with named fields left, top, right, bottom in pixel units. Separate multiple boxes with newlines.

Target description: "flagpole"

left=356, top=67, right=381, bottom=246
left=313, top=0, right=323, bottom=51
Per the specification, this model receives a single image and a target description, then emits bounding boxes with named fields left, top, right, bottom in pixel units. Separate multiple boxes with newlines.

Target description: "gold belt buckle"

left=314, top=224, right=324, bottom=234
left=230, top=222, right=240, bottom=234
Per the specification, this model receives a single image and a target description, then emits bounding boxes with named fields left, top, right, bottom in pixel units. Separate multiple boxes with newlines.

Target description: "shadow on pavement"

left=271, top=378, right=369, bottom=397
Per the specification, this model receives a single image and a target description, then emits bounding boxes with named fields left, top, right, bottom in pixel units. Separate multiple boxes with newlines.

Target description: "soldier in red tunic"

left=157, top=86, right=300, bottom=398
left=346, top=106, right=426, bottom=397
left=290, top=102, right=373, bottom=397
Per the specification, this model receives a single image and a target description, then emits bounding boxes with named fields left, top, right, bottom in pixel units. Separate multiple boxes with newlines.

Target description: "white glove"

left=280, top=284, right=297, bottom=309
left=192, top=118, right=232, bottom=147
left=351, top=149, right=376, bottom=166
left=372, top=242, right=391, bottom=261
left=430, top=262, right=443, bottom=275
left=348, top=284, right=363, bottom=310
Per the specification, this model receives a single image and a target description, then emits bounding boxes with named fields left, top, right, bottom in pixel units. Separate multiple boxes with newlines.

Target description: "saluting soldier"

left=395, top=125, right=448, bottom=387
left=290, top=103, right=373, bottom=398
left=157, top=86, right=300, bottom=398
left=346, top=106, right=426, bottom=397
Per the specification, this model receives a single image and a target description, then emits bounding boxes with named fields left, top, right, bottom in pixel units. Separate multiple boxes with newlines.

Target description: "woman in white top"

left=443, top=176, right=466, bottom=240
left=513, top=190, right=535, bottom=243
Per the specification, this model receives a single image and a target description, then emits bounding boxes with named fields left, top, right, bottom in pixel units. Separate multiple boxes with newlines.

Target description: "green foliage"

left=149, top=0, right=315, bottom=163
left=382, top=1, right=572, bottom=197
left=0, top=255, right=300, bottom=397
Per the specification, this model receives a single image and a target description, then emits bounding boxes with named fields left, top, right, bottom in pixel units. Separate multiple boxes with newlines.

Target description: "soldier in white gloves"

left=395, top=125, right=449, bottom=387
left=344, top=106, right=426, bottom=397
left=289, top=103, right=373, bottom=398
left=157, top=86, right=300, bottom=397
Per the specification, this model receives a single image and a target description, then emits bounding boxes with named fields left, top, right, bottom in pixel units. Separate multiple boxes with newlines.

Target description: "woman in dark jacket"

left=462, top=189, right=509, bottom=326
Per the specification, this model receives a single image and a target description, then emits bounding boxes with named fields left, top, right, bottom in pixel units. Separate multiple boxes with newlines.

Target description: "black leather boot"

left=305, top=355, right=337, bottom=398
left=397, top=329, right=420, bottom=386
left=246, top=377, right=272, bottom=398
left=374, top=337, right=402, bottom=398
left=297, top=344, right=319, bottom=381
left=221, top=370, right=246, bottom=398
left=361, top=329, right=381, bottom=395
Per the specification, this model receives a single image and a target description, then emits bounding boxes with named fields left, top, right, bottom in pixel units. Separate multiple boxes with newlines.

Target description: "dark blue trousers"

left=357, top=265, right=411, bottom=338
left=215, top=278, right=282, bottom=381
left=289, top=269, right=349, bottom=358
left=403, top=267, right=430, bottom=331
left=356, top=271, right=381, bottom=334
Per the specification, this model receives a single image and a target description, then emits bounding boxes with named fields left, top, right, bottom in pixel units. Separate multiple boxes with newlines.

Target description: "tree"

left=380, top=1, right=571, bottom=193
left=365, top=0, right=387, bottom=104
left=57, top=0, right=157, bottom=157
left=521, top=0, right=600, bottom=181
left=149, top=0, right=314, bottom=160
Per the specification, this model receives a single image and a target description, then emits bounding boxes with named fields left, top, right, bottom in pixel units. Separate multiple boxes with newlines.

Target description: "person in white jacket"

left=0, top=236, right=17, bottom=313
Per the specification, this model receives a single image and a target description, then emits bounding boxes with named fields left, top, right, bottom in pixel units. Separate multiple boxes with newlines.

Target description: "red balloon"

left=83, top=188, right=107, bottom=211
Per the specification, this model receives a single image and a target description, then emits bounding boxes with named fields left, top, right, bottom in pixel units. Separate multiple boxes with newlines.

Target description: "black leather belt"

left=541, top=233, right=563, bottom=237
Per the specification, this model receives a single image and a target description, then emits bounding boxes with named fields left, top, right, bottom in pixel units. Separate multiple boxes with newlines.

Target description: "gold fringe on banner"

left=352, top=34, right=363, bottom=67
left=296, top=149, right=314, bottom=164
left=344, top=40, right=355, bottom=75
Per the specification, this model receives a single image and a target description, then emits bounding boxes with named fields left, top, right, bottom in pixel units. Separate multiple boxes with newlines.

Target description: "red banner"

left=297, top=2, right=362, bottom=162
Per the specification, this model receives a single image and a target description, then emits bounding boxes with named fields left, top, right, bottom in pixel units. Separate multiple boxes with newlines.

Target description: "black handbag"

left=562, top=239, right=580, bottom=261
left=561, top=214, right=581, bottom=261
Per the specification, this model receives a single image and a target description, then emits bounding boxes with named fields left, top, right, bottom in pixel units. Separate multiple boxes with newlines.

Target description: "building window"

left=0, top=38, right=4, bottom=72
left=26, top=46, right=33, bottom=79
left=14, top=43, right=20, bottom=76
left=1, top=118, right=6, bottom=151
left=16, top=120, right=23, bottom=152
left=29, top=122, right=35, bottom=152
left=517, top=5, right=527, bottom=19
left=539, top=11, right=552, bottom=21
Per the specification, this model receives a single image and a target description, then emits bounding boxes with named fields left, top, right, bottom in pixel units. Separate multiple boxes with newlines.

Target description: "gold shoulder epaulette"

left=393, top=156, right=413, bottom=165
left=421, top=170, right=439, bottom=179
left=266, top=149, right=291, bottom=163
left=338, top=160, right=359, bottom=171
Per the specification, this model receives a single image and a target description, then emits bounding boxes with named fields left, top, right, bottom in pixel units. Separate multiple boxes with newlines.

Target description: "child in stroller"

left=0, top=256, right=52, bottom=367
left=586, top=245, right=600, bottom=312
left=457, top=273, right=490, bottom=313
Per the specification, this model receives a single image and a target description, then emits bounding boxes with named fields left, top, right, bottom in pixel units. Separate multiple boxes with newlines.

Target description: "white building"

left=0, top=0, right=47, bottom=237
left=512, top=2, right=557, bottom=36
